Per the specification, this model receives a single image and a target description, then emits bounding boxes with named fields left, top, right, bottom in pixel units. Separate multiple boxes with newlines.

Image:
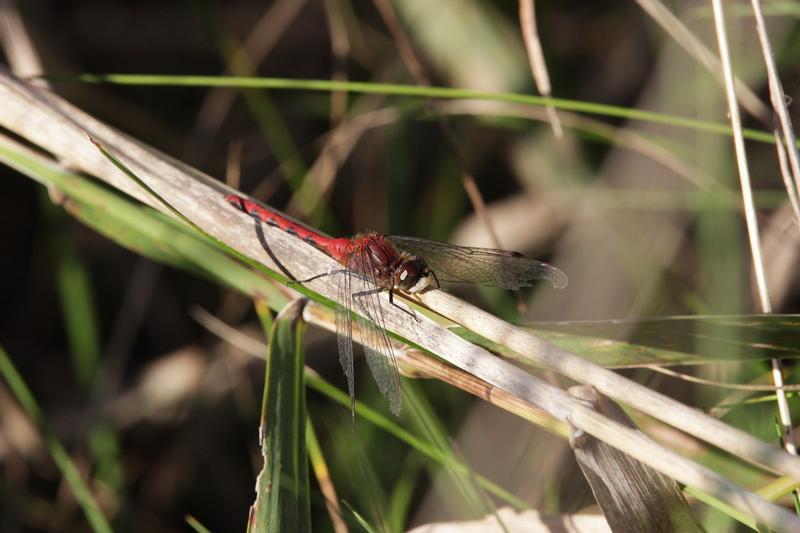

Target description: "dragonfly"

left=226, top=194, right=567, bottom=416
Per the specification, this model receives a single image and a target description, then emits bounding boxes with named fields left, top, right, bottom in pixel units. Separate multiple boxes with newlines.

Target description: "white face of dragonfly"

left=396, top=258, right=434, bottom=294
left=407, top=271, right=434, bottom=293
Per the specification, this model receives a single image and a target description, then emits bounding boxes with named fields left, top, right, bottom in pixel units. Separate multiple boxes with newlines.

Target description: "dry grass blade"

left=300, top=302, right=568, bottom=436
left=774, top=128, right=800, bottom=232
left=634, top=0, right=769, bottom=122
left=286, top=101, right=392, bottom=219
left=0, top=0, right=44, bottom=81
left=711, top=0, right=798, bottom=466
left=306, top=418, right=349, bottom=533
left=415, top=289, right=800, bottom=484
left=646, top=364, right=800, bottom=392
left=750, top=0, right=800, bottom=230
left=518, top=0, right=562, bottom=138
left=406, top=508, right=611, bottom=533
left=569, top=386, right=701, bottom=532
left=1, top=70, right=800, bottom=530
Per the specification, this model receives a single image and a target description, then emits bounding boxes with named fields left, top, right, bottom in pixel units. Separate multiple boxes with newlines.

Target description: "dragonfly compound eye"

left=396, top=260, right=433, bottom=293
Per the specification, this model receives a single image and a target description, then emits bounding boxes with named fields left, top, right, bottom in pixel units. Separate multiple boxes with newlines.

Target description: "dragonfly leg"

left=289, top=268, right=349, bottom=286
left=352, top=286, right=418, bottom=329
left=351, top=287, right=383, bottom=319
left=388, top=289, right=420, bottom=322
left=350, top=287, right=417, bottom=321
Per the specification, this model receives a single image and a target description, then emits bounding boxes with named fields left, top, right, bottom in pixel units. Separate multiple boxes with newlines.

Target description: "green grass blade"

left=185, top=515, right=214, bottom=533
left=248, top=299, right=311, bottom=533
left=0, top=140, right=291, bottom=307
left=339, top=500, right=378, bottom=533
left=90, top=139, right=206, bottom=234
left=403, top=382, right=491, bottom=517
left=683, top=485, right=762, bottom=531
left=386, top=452, right=423, bottom=531
left=758, top=476, right=800, bottom=501
left=0, top=346, right=112, bottom=533
left=63, top=74, right=780, bottom=145
left=305, top=372, right=530, bottom=511
left=40, top=194, right=101, bottom=388
left=306, top=416, right=348, bottom=532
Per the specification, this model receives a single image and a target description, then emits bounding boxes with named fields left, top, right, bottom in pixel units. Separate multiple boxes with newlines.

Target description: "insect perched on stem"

left=227, top=194, right=567, bottom=416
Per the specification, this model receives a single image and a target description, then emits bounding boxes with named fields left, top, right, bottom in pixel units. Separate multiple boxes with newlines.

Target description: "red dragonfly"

left=227, top=194, right=567, bottom=415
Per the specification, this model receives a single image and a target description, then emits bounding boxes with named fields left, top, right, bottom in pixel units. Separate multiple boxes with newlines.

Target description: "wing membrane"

left=335, top=251, right=403, bottom=416
left=388, top=236, right=567, bottom=290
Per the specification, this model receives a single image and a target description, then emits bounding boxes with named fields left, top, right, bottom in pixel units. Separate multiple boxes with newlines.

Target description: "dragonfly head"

left=396, top=258, right=434, bottom=293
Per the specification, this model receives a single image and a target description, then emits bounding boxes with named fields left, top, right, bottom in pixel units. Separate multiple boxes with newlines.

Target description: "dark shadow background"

left=2, top=1, right=799, bottom=532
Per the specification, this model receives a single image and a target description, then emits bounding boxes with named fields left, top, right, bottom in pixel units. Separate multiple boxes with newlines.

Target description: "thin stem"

left=519, top=0, right=562, bottom=137
left=749, top=0, right=800, bottom=468
left=710, top=0, right=771, bottom=313
left=712, top=0, right=797, bottom=472
left=751, top=0, right=800, bottom=228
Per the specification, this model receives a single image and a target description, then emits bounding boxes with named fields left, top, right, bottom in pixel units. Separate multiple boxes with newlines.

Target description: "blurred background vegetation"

left=2, top=0, right=800, bottom=531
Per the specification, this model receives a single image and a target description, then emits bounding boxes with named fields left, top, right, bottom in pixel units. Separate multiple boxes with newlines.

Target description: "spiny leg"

left=351, top=287, right=384, bottom=316
left=388, top=289, right=420, bottom=322
left=288, top=268, right=350, bottom=287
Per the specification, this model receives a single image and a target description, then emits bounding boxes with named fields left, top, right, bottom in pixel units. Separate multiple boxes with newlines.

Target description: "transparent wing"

left=388, top=236, right=568, bottom=290
left=335, top=267, right=356, bottom=415
left=335, top=252, right=402, bottom=416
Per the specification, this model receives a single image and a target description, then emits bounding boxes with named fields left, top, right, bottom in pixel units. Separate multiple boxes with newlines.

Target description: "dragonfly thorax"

left=354, top=234, right=434, bottom=293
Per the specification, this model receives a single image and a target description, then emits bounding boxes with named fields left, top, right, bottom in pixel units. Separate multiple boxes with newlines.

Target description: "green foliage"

left=249, top=300, right=311, bottom=532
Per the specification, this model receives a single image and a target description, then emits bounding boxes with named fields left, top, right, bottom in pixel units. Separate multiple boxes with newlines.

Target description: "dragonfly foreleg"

left=388, top=289, right=420, bottom=322
left=352, top=287, right=416, bottom=324
left=351, top=287, right=383, bottom=321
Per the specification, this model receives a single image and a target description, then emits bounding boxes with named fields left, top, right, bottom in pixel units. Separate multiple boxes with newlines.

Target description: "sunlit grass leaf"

left=529, top=315, right=800, bottom=367
left=683, top=486, right=763, bottom=531
left=340, top=500, right=379, bottom=533
left=249, top=299, right=311, bottom=532
left=454, top=314, right=800, bottom=368
left=65, top=74, right=781, bottom=145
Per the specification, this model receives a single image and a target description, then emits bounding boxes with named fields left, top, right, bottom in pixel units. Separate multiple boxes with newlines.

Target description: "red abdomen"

left=226, top=195, right=349, bottom=262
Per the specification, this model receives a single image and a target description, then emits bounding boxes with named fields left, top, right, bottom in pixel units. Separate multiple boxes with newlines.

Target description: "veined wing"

left=336, top=251, right=403, bottom=417
left=388, top=236, right=568, bottom=290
